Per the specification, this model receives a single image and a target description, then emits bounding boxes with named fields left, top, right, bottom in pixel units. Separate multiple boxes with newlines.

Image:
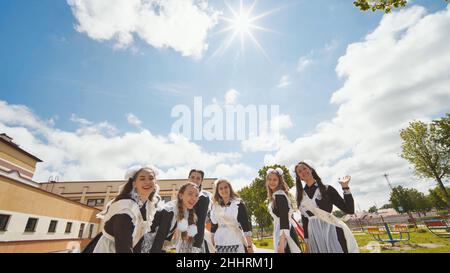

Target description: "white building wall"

left=0, top=210, right=99, bottom=242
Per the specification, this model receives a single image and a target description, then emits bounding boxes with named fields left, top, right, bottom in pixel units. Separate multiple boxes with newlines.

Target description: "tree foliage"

left=390, top=186, right=432, bottom=214
left=354, top=0, right=449, bottom=13
left=400, top=114, right=450, bottom=208
left=368, top=205, right=378, bottom=213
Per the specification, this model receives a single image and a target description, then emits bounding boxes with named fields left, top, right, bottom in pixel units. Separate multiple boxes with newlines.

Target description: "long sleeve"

left=193, top=195, right=209, bottom=248
left=237, top=202, right=252, bottom=235
left=327, top=186, right=354, bottom=214
left=210, top=205, right=218, bottom=234
left=150, top=210, right=174, bottom=253
left=275, top=195, right=290, bottom=231
left=112, top=214, right=134, bottom=253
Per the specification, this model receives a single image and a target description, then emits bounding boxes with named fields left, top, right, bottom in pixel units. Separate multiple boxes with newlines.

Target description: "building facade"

left=0, top=134, right=100, bottom=253
left=39, top=178, right=216, bottom=210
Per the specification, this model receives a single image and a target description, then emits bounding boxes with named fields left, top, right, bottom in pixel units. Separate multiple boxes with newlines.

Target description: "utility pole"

left=383, top=173, right=393, bottom=191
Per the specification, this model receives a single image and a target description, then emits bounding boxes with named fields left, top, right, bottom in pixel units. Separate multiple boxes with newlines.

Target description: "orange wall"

left=0, top=176, right=100, bottom=223
left=0, top=239, right=91, bottom=253
left=0, top=142, right=37, bottom=173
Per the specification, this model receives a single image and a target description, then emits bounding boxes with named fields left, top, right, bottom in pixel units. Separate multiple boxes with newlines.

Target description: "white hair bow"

left=267, top=167, right=284, bottom=176
left=124, top=165, right=158, bottom=181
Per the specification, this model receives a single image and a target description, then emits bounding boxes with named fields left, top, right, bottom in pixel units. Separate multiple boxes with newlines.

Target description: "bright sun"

left=233, top=11, right=251, bottom=35
left=210, top=0, right=280, bottom=61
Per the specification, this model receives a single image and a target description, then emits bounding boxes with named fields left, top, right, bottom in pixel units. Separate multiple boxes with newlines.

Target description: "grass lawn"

left=253, top=230, right=450, bottom=253
left=253, top=237, right=274, bottom=250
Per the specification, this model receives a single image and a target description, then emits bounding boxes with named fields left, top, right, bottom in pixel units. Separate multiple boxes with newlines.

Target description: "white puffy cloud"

left=241, top=114, right=293, bottom=152
left=265, top=5, right=450, bottom=210
left=277, top=75, right=292, bottom=88
left=297, top=56, right=313, bottom=72
left=67, top=0, right=220, bottom=58
left=224, top=89, right=240, bottom=105
left=126, top=113, right=143, bottom=130
left=0, top=100, right=250, bottom=184
left=70, top=114, right=118, bottom=136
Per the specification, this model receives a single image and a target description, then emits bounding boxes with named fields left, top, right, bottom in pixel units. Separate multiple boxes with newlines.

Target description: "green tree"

left=333, top=210, right=345, bottom=218
left=428, top=186, right=450, bottom=210
left=238, top=164, right=295, bottom=236
left=408, top=189, right=432, bottom=215
left=433, top=113, right=450, bottom=150
left=368, top=205, right=378, bottom=213
left=390, top=186, right=417, bottom=225
left=354, top=0, right=449, bottom=13
left=400, top=116, right=450, bottom=209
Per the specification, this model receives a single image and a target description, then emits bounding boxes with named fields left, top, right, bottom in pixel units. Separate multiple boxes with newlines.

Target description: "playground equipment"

left=367, top=223, right=410, bottom=246
left=424, top=219, right=450, bottom=238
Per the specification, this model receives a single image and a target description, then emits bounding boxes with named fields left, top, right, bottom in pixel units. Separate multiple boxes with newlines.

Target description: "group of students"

left=83, top=161, right=359, bottom=253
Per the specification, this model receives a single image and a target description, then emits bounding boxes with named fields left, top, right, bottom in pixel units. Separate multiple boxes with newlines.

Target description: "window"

left=48, top=220, right=58, bottom=233
left=65, top=222, right=73, bottom=234
left=162, top=196, right=172, bottom=203
left=24, top=218, right=38, bottom=232
left=87, top=199, right=104, bottom=207
left=88, top=224, right=94, bottom=239
left=0, top=214, right=11, bottom=231
left=78, top=223, right=85, bottom=238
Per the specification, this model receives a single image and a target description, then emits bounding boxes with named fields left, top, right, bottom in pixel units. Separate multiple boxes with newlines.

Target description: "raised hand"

left=338, top=175, right=351, bottom=188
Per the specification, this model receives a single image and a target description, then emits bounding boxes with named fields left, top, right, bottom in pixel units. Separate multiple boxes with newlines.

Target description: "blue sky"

left=1, top=0, right=449, bottom=210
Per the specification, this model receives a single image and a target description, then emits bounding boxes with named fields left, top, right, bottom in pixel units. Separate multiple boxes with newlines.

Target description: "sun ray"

left=248, top=6, right=285, bottom=23
left=247, top=31, right=271, bottom=62
left=210, top=0, right=282, bottom=61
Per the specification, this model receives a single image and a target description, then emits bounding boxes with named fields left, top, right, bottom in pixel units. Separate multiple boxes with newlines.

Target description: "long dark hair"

left=177, top=182, right=198, bottom=242
left=295, top=162, right=327, bottom=208
left=213, top=179, right=240, bottom=206
left=114, top=167, right=157, bottom=203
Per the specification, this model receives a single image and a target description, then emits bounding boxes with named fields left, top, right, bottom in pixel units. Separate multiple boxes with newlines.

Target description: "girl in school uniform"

left=85, top=166, right=159, bottom=253
left=295, top=161, right=359, bottom=253
left=210, top=179, right=253, bottom=253
left=142, top=182, right=200, bottom=253
left=266, top=168, right=302, bottom=253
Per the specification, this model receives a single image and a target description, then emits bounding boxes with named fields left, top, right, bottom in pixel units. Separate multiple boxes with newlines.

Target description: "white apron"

left=93, top=199, right=156, bottom=253
left=210, top=199, right=248, bottom=253
left=300, top=189, right=359, bottom=253
left=268, top=191, right=302, bottom=253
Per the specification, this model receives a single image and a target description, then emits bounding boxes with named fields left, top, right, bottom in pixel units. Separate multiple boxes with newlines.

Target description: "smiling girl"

left=146, top=182, right=201, bottom=253
left=295, top=161, right=358, bottom=253
left=266, top=168, right=301, bottom=253
left=85, top=166, right=159, bottom=253
left=210, top=179, right=253, bottom=253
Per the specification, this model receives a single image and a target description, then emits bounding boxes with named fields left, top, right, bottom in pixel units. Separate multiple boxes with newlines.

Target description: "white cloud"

left=265, top=5, right=450, bottom=210
left=225, top=89, right=240, bottom=105
left=0, top=100, right=248, bottom=184
left=241, top=114, right=293, bottom=152
left=277, top=75, right=292, bottom=88
left=297, top=56, right=313, bottom=72
left=126, top=113, right=142, bottom=129
left=70, top=114, right=118, bottom=136
left=67, top=0, right=220, bottom=58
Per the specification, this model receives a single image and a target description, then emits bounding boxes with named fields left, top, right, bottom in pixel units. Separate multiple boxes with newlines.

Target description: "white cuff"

left=191, top=247, right=202, bottom=253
